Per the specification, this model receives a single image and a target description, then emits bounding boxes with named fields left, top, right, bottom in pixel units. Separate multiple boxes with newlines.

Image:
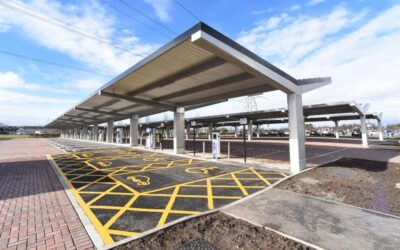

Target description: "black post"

left=161, top=128, right=164, bottom=151
left=193, top=127, right=196, bottom=156
left=243, top=124, right=246, bottom=163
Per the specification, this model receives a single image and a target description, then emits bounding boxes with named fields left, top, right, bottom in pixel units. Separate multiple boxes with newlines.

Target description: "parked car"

left=321, top=129, right=334, bottom=137
left=310, top=130, right=322, bottom=136
left=368, top=130, right=380, bottom=137
left=352, top=129, right=362, bottom=137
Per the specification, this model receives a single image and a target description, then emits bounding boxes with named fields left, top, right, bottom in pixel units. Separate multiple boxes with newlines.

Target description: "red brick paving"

left=0, top=138, right=94, bottom=249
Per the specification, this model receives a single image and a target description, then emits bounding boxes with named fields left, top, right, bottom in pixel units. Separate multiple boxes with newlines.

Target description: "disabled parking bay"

left=48, top=147, right=287, bottom=246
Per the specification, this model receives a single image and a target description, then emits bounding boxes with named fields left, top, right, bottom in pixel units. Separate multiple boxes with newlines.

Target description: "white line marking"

left=306, top=147, right=350, bottom=160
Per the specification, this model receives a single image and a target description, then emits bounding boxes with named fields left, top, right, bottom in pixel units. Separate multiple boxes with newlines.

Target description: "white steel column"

left=83, top=126, right=88, bottom=140
left=378, top=119, right=384, bottom=141
left=256, top=125, right=260, bottom=138
left=288, top=93, right=306, bottom=174
left=93, top=124, right=98, bottom=141
left=174, top=107, right=185, bottom=154
left=234, top=126, right=239, bottom=138
left=334, top=120, right=340, bottom=139
left=130, top=114, right=139, bottom=146
left=360, top=114, right=368, bottom=148
left=248, top=120, right=253, bottom=141
left=107, top=121, right=114, bottom=143
left=208, top=123, right=213, bottom=140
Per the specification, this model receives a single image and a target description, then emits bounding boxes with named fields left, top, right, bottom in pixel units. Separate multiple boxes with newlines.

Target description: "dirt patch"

left=113, top=212, right=312, bottom=250
left=278, top=158, right=400, bottom=216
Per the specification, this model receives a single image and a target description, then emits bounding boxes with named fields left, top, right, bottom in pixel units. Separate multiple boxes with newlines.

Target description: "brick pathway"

left=0, top=138, right=94, bottom=249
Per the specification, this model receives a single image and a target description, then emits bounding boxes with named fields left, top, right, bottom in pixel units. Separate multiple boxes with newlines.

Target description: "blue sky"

left=0, top=0, right=399, bottom=126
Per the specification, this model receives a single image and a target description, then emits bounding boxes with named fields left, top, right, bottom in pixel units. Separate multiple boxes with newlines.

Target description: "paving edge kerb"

left=46, top=154, right=104, bottom=249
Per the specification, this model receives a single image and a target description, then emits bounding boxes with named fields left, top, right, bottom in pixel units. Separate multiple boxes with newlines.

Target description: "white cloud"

left=0, top=0, right=159, bottom=74
left=0, top=89, right=77, bottom=105
left=236, top=4, right=400, bottom=122
left=307, top=0, right=326, bottom=6
left=290, top=5, right=301, bottom=11
left=237, top=6, right=366, bottom=66
left=0, top=71, right=41, bottom=89
left=144, top=0, right=172, bottom=22
left=251, top=8, right=274, bottom=15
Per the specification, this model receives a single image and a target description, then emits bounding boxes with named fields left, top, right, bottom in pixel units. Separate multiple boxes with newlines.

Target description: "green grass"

left=0, top=134, right=33, bottom=140
left=0, top=134, right=58, bottom=140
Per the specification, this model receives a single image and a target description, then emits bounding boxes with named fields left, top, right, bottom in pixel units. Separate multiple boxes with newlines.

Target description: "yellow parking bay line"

left=49, top=148, right=286, bottom=247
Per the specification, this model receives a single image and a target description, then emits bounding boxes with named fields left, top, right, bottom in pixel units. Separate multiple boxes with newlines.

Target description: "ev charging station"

left=116, top=128, right=123, bottom=144
left=212, top=130, right=221, bottom=159
left=146, top=128, right=156, bottom=149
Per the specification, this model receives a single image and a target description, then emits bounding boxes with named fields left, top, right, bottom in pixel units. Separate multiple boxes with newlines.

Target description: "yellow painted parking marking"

left=127, top=175, right=151, bottom=186
left=104, top=195, right=140, bottom=229
left=108, top=229, right=138, bottom=237
left=49, top=147, right=287, bottom=247
left=87, top=184, right=120, bottom=206
left=157, top=185, right=180, bottom=227
left=250, top=168, right=272, bottom=186
left=231, top=172, right=249, bottom=196
left=185, top=166, right=218, bottom=174
left=206, top=178, right=214, bottom=209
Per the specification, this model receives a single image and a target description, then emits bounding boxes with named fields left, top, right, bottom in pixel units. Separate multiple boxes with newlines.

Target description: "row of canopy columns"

left=58, top=97, right=385, bottom=174
left=331, top=115, right=384, bottom=148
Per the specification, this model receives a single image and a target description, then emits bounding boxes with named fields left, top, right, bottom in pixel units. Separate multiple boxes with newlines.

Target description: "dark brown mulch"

left=113, top=212, right=312, bottom=250
left=277, top=158, right=400, bottom=216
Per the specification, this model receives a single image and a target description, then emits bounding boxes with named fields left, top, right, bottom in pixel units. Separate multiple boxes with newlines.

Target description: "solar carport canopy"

left=139, top=101, right=369, bottom=128
left=47, top=22, right=330, bottom=128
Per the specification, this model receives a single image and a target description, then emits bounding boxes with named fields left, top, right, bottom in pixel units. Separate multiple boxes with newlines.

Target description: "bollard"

left=228, top=141, right=230, bottom=159
left=203, top=141, right=205, bottom=159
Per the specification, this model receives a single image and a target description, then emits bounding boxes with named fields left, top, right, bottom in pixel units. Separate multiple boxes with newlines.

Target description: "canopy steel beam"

left=75, top=107, right=127, bottom=118
left=155, top=72, right=254, bottom=101
left=99, top=91, right=176, bottom=111
left=178, top=84, right=274, bottom=106
left=127, top=57, right=226, bottom=96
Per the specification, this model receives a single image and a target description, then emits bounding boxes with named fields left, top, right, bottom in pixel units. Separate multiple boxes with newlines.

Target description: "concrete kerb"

left=46, top=154, right=105, bottom=249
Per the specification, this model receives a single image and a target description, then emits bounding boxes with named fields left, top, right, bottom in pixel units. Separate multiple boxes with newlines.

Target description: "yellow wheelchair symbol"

left=185, top=167, right=218, bottom=174
left=127, top=175, right=150, bottom=186
left=97, top=161, right=112, bottom=167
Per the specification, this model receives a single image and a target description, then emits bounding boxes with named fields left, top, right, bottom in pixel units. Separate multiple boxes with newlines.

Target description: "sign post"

left=191, top=121, right=196, bottom=156
left=240, top=118, right=247, bottom=163
left=160, top=123, right=164, bottom=151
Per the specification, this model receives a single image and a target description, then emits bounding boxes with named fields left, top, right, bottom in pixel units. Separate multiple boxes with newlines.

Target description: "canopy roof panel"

left=47, top=22, right=331, bottom=128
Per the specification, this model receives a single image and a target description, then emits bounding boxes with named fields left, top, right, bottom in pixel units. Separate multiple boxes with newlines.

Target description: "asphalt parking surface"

left=48, top=139, right=287, bottom=246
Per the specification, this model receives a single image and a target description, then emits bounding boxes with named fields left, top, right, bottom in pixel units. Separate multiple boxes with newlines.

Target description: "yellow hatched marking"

left=128, top=207, right=199, bottom=215
left=108, top=229, right=139, bottom=237
left=80, top=191, right=132, bottom=195
left=250, top=168, right=272, bottom=186
left=206, top=178, right=214, bottom=209
left=87, top=184, right=121, bottom=206
left=144, top=168, right=250, bottom=195
left=69, top=169, right=99, bottom=181
left=156, top=186, right=180, bottom=227
left=183, top=184, right=265, bottom=189
left=140, top=193, right=242, bottom=199
left=104, top=195, right=140, bottom=229
left=231, top=172, right=248, bottom=196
